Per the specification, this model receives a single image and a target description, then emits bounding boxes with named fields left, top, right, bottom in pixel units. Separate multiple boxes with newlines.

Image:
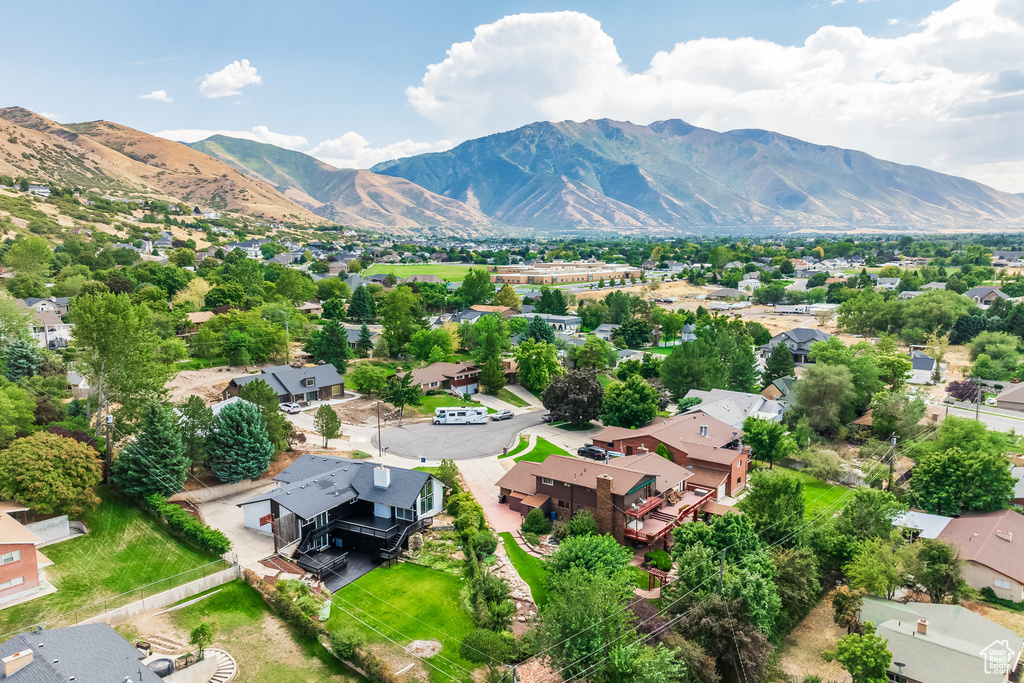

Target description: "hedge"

left=145, top=494, right=231, bottom=555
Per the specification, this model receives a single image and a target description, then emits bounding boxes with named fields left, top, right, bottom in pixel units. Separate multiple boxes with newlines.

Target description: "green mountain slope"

left=370, top=119, right=1024, bottom=231
left=187, top=135, right=501, bottom=234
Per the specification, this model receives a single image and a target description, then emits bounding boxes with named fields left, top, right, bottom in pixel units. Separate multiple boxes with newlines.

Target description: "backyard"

left=0, top=491, right=225, bottom=635
left=361, top=263, right=478, bottom=281
left=498, top=533, right=549, bottom=606
left=326, top=563, right=479, bottom=683
left=780, top=467, right=855, bottom=518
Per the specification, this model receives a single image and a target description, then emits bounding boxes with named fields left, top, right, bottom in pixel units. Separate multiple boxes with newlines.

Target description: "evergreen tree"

left=2, top=338, right=40, bottom=381
left=303, top=318, right=350, bottom=371
left=355, top=322, right=375, bottom=356
left=480, top=355, right=507, bottom=395
left=313, top=405, right=342, bottom=447
left=347, top=284, right=376, bottom=321
left=526, top=316, right=556, bottom=344
left=729, top=337, right=760, bottom=393
left=237, top=379, right=292, bottom=452
left=761, top=342, right=795, bottom=388
left=111, top=403, right=190, bottom=498
left=207, top=400, right=275, bottom=483
left=176, top=395, right=215, bottom=471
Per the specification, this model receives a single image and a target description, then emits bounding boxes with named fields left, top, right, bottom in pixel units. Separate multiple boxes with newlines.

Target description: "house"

left=859, top=596, right=1022, bottom=683
left=403, top=274, right=445, bottom=285
left=937, top=509, right=1024, bottom=601
left=14, top=302, right=73, bottom=351
left=222, top=364, right=345, bottom=404
left=593, top=412, right=749, bottom=497
left=899, top=290, right=924, bottom=300
left=513, top=313, right=582, bottom=333
left=343, top=326, right=379, bottom=351
left=185, top=311, right=215, bottom=331
left=909, top=350, right=944, bottom=384
left=877, top=277, right=900, bottom=290
left=995, top=383, right=1024, bottom=413
left=469, top=304, right=517, bottom=318
left=592, top=323, right=619, bottom=341
left=761, top=375, right=795, bottom=406
left=1012, top=467, right=1024, bottom=508
left=22, top=297, right=70, bottom=316
left=239, top=456, right=443, bottom=588
left=921, top=281, right=947, bottom=290
left=760, top=328, right=830, bottom=364
left=65, top=371, right=89, bottom=398
left=0, top=623, right=164, bottom=681
left=681, top=389, right=783, bottom=428
left=0, top=510, right=52, bottom=609
left=398, top=361, right=482, bottom=394
left=26, top=184, right=50, bottom=198
left=680, top=323, right=697, bottom=342
left=496, top=454, right=724, bottom=547
left=706, top=288, right=747, bottom=301
left=964, top=286, right=1010, bottom=308
left=893, top=510, right=953, bottom=540
left=208, top=395, right=255, bottom=417
left=296, top=301, right=324, bottom=317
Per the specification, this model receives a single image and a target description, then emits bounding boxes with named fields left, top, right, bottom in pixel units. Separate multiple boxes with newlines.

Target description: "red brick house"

left=399, top=361, right=482, bottom=394
left=0, top=511, right=51, bottom=609
left=592, top=412, right=750, bottom=497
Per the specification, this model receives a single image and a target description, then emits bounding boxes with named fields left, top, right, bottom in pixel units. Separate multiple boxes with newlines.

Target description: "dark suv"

left=577, top=444, right=606, bottom=460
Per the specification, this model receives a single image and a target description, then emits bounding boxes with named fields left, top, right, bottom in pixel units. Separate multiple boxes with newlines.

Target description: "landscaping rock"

left=409, top=533, right=424, bottom=551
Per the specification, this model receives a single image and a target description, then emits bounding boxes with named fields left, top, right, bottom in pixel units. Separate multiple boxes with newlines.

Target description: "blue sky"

left=3, top=0, right=1023, bottom=191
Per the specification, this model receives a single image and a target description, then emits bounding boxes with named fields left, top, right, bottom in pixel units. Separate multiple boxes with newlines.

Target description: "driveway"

left=373, top=412, right=547, bottom=460
left=196, top=483, right=277, bottom=570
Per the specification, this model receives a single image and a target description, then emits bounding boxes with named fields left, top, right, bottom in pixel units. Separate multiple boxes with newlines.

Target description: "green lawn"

left=496, top=388, right=530, bottom=408
left=597, top=374, right=615, bottom=388
left=514, top=437, right=570, bottom=463
left=500, top=436, right=530, bottom=459
left=499, top=533, right=549, bottom=607
left=362, top=263, right=479, bottom=282
left=327, top=563, right=478, bottom=683
left=0, top=491, right=224, bottom=634
left=646, top=347, right=673, bottom=356
left=167, top=580, right=363, bottom=683
left=412, top=394, right=496, bottom=416
left=779, top=467, right=854, bottom=518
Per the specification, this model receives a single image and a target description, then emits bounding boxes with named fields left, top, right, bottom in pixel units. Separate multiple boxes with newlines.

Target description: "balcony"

left=625, top=496, right=663, bottom=518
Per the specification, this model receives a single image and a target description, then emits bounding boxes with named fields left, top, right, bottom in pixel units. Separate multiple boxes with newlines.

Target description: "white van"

left=432, top=407, right=489, bottom=425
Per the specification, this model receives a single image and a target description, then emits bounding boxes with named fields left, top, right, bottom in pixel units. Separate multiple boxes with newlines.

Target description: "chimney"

left=373, top=465, right=390, bottom=489
left=917, top=619, right=928, bottom=635
left=595, top=474, right=617, bottom=540
left=3, top=650, right=33, bottom=677
left=996, top=529, right=1013, bottom=542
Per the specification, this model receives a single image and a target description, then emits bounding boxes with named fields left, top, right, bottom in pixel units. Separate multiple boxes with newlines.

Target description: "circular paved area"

left=373, top=412, right=547, bottom=460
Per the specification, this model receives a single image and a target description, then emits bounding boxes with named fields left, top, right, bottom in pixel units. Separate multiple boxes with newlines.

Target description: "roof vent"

left=996, top=529, right=1013, bottom=542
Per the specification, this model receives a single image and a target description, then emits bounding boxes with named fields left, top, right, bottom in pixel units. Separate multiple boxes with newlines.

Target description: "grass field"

left=499, top=533, right=549, bottom=607
left=362, top=263, right=479, bottom=281
left=327, top=563, right=478, bottom=683
left=0, top=491, right=224, bottom=634
left=167, top=581, right=362, bottom=683
left=597, top=373, right=615, bottom=388
left=514, top=437, right=570, bottom=463
left=779, top=467, right=855, bottom=518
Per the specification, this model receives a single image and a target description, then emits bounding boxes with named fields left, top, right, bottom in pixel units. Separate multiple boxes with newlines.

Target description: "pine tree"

left=2, top=338, right=40, bottom=381
left=527, top=316, right=556, bottom=344
left=355, top=322, right=375, bottom=356
left=111, top=403, right=190, bottom=498
left=762, top=342, right=795, bottom=389
left=730, top=338, right=760, bottom=393
left=347, top=284, right=376, bottom=321
left=304, top=318, right=350, bottom=371
left=207, top=400, right=274, bottom=483
left=176, top=395, right=215, bottom=471
left=480, top=355, right=507, bottom=395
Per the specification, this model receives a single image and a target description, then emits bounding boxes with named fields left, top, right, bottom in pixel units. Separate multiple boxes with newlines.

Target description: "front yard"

left=412, top=394, right=496, bottom=417
left=326, top=563, right=479, bottom=683
left=0, top=491, right=225, bottom=634
left=514, top=437, right=569, bottom=463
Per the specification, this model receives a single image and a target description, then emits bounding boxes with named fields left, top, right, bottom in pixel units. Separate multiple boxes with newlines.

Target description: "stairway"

left=206, top=649, right=237, bottom=683
left=512, top=530, right=545, bottom=558
left=147, top=634, right=186, bottom=653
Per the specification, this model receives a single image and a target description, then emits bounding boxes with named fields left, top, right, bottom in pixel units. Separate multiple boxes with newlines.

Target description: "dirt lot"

left=167, top=365, right=250, bottom=403
left=777, top=596, right=852, bottom=682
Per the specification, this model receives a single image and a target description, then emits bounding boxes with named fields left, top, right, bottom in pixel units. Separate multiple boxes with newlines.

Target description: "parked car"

left=985, top=396, right=997, bottom=406
left=279, top=402, right=302, bottom=414
left=577, top=444, right=606, bottom=459
left=490, top=409, right=514, bottom=421
left=541, top=413, right=553, bottom=423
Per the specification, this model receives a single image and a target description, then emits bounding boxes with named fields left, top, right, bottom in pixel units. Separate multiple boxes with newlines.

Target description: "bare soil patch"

left=777, top=596, right=852, bottom=683
left=167, top=365, right=249, bottom=403
left=406, top=639, right=442, bottom=657
left=964, top=601, right=1024, bottom=638
left=332, top=397, right=401, bottom=426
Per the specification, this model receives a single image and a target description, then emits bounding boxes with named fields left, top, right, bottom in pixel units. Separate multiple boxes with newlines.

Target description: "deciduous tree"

left=823, top=622, right=892, bottom=683
left=741, top=417, right=795, bottom=469
left=512, top=338, right=563, bottom=393
left=383, top=372, right=422, bottom=425
left=542, top=369, right=603, bottom=427
left=0, top=432, right=101, bottom=514
left=911, top=446, right=1014, bottom=515
left=314, top=405, right=342, bottom=447
left=793, top=363, right=856, bottom=433
left=737, top=469, right=804, bottom=546
left=602, top=374, right=658, bottom=428
left=349, top=363, right=388, bottom=396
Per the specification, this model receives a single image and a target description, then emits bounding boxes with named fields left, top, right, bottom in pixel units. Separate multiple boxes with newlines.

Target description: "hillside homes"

left=222, top=364, right=345, bottom=404
left=937, top=509, right=1024, bottom=602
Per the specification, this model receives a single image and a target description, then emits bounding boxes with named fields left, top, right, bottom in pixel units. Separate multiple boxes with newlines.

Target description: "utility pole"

left=283, top=314, right=291, bottom=365
left=976, top=377, right=981, bottom=422
left=104, top=414, right=114, bottom=483
left=888, top=434, right=897, bottom=490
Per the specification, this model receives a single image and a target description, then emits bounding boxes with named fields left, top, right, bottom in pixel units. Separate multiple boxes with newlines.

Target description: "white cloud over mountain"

left=406, top=1, right=1024, bottom=191
left=308, top=132, right=453, bottom=170
left=153, top=126, right=308, bottom=149
left=199, top=59, right=262, bottom=98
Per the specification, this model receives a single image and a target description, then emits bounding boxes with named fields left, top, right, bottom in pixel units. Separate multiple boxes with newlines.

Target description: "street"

left=937, top=400, right=1024, bottom=434
left=373, top=411, right=548, bottom=460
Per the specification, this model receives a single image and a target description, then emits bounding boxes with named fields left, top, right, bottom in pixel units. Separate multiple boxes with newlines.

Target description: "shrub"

left=521, top=507, right=551, bottom=535
left=459, top=628, right=513, bottom=665
left=446, top=491, right=474, bottom=516
left=471, top=530, right=498, bottom=558
left=269, top=589, right=321, bottom=640
left=523, top=531, right=541, bottom=546
left=328, top=628, right=364, bottom=660
left=567, top=509, right=598, bottom=537
left=145, top=494, right=231, bottom=555
left=550, top=519, right=570, bottom=542
left=456, top=505, right=485, bottom=540
left=644, top=549, right=673, bottom=571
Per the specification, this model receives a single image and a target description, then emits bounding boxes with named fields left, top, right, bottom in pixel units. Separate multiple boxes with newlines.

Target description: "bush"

left=521, top=507, right=551, bottom=535
left=567, top=509, right=598, bottom=537
left=269, top=588, right=322, bottom=640
left=644, top=549, right=673, bottom=571
left=550, top=519, right=570, bottom=542
left=523, top=531, right=541, bottom=546
left=471, top=530, right=498, bottom=558
left=459, top=628, right=513, bottom=665
left=456, top=505, right=485, bottom=540
left=446, top=491, right=474, bottom=516
left=145, top=494, right=231, bottom=555
left=328, top=628, right=364, bottom=660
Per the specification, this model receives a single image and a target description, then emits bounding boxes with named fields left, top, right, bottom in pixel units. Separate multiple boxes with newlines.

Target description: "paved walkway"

left=459, top=457, right=524, bottom=534
left=502, top=384, right=543, bottom=408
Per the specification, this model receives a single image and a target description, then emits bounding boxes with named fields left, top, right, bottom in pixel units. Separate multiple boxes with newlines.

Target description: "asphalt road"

left=372, top=412, right=547, bottom=460
left=940, top=403, right=1024, bottom=433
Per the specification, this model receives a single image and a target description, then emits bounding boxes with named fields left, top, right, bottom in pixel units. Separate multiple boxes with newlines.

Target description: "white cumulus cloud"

left=199, top=59, right=262, bottom=98
left=139, top=90, right=172, bottom=103
left=406, top=2, right=1024, bottom=192
left=308, top=132, right=453, bottom=169
left=152, top=126, right=308, bottom=149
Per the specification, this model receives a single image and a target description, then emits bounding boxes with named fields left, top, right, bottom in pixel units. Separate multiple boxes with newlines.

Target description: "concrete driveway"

left=373, top=412, right=547, bottom=460
left=197, top=483, right=277, bottom=570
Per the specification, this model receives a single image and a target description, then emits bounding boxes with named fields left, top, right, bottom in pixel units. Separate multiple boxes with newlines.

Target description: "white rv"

left=432, top=407, right=489, bottom=425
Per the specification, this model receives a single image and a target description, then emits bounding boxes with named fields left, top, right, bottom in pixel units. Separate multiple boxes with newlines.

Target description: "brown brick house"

left=399, top=361, right=483, bottom=394
left=592, top=412, right=749, bottom=497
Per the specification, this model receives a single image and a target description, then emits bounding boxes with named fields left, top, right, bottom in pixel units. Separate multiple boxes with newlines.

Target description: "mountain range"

left=3, top=105, right=1023, bottom=234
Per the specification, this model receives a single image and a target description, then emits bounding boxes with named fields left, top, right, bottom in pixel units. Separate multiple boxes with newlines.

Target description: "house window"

left=558, top=500, right=569, bottom=509
left=430, top=382, right=440, bottom=388
left=542, top=478, right=554, bottom=486
left=994, top=578, right=1012, bottom=590
left=303, top=377, right=315, bottom=387
left=0, top=576, right=24, bottom=590
left=419, top=481, right=434, bottom=514
left=332, top=385, right=341, bottom=397
left=396, top=507, right=415, bottom=521
left=736, top=477, right=741, bottom=484
left=0, top=550, right=21, bottom=564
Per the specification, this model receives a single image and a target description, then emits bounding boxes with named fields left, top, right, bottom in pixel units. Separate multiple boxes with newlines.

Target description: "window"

left=419, top=481, right=434, bottom=515
left=0, top=576, right=24, bottom=590
left=0, top=551, right=21, bottom=565
left=558, top=500, right=569, bottom=509
left=994, top=578, right=1012, bottom=590
left=303, top=377, right=315, bottom=387
left=541, top=478, right=554, bottom=486
left=332, top=385, right=341, bottom=397
left=396, top=507, right=415, bottom=521
left=736, top=477, right=741, bottom=484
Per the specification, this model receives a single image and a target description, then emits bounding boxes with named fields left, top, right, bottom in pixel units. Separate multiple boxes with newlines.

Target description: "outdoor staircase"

left=206, top=648, right=237, bottom=683
left=379, top=516, right=433, bottom=562
left=512, top=530, right=546, bottom=558
left=648, top=511, right=676, bottom=524
left=147, top=634, right=186, bottom=653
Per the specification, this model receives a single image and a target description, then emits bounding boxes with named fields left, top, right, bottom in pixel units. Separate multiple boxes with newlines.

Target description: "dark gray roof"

left=229, top=364, right=344, bottom=397
left=0, top=624, right=162, bottom=682
left=964, top=286, right=1009, bottom=300
left=23, top=297, right=70, bottom=307
left=911, top=350, right=936, bottom=371
left=240, top=456, right=431, bottom=520
left=762, top=328, right=830, bottom=354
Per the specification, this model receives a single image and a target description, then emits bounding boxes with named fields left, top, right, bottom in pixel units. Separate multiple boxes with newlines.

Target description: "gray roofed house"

left=893, top=510, right=953, bottom=539
left=859, top=596, right=1022, bottom=683
left=996, top=383, right=1024, bottom=413
left=964, top=286, right=1010, bottom=308
left=592, top=323, right=619, bottom=341
left=343, top=326, right=379, bottom=350
left=680, top=323, right=697, bottom=342
left=682, top=389, right=783, bottom=428
left=0, top=623, right=163, bottom=682
left=239, top=455, right=443, bottom=589
left=910, top=350, right=944, bottom=384
left=760, top=328, right=830, bottom=364
left=222, top=364, right=345, bottom=404
left=344, top=273, right=372, bottom=291
left=922, top=281, right=947, bottom=290
left=513, top=313, right=582, bottom=332
left=876, top=277, right=900, bottom=290
left=706, top=288, right=747, bottom=300
left=23, top=297, right=71, bottom=316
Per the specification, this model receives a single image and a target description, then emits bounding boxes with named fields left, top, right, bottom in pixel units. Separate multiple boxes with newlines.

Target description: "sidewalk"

left=503, top=384, right=543, bottom=408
